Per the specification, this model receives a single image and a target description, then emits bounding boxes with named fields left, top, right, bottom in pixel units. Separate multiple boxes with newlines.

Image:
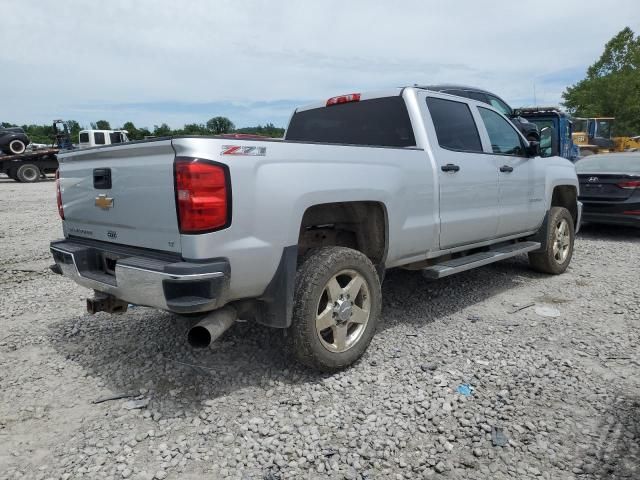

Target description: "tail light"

left=618, top=180, right=640, bottom=189
left=55, top=169, right=64, bottom=219
left=623, top=210, right=640, bottom=216
left=174, top=158, right=230, bottom=233
left=326, top=93, right=361, bottom=106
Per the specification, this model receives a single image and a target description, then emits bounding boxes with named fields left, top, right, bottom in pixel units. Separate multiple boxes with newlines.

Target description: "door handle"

left=441, top=163, right=460, bottom=172
left=499, top=165, right=514, bottom=173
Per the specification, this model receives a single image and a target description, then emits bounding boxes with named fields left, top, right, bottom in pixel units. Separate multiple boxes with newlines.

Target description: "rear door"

left=422, top=94, right=500, bottom=249
left=58, top=140, right=181, bottom=253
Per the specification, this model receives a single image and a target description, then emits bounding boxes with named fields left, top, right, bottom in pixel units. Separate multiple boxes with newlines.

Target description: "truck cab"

left=517, top=108, right=579, bottom=161
left=78, top=130, right=130, bottom=149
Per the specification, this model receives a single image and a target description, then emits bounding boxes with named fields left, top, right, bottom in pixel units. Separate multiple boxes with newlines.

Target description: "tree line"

left=563, top=26, right=639, bottom=136
left=1, top=117, right=285, bottom=145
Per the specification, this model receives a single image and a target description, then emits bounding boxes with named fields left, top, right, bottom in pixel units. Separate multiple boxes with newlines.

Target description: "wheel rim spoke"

left=350, top=305, right=369, bottom=325
left=326, top=276, right=342, bottom=304
left=333, top=324, right=348, bottom=351
left=344, top=276, right=364, bottom=299
left=316, top=305, right=336, bottom=331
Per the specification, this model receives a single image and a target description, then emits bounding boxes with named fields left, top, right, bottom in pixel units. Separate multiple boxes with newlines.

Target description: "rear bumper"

left=580, top=198, right=640, bottom=228
left=581, top=212, right=640, bottom=227
left=50, top=239, right=230, bottom=314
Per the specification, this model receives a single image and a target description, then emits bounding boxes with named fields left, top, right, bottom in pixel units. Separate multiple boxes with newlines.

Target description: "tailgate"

left=58, top=140, right=181, bottom=253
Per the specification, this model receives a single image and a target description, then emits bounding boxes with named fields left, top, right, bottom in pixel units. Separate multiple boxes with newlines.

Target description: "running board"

left=422, top=241, right=541, bottom=279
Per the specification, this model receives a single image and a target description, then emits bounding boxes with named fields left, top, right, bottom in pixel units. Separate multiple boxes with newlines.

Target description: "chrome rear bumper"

left=50, top=239, right=230, bottom=314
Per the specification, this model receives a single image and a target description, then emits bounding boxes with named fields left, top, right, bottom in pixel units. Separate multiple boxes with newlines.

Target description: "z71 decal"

left=221, top=145, right=267, bottom=156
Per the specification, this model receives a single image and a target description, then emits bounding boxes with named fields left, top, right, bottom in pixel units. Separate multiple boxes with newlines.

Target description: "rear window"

left=79, top=132, right=89, bottom=143
left=576, top=154, right=640, bottom=174
left=94, top=132, right=106, bottom=145
left=426, top=97, right=482, bottom=152
left=285, top=97, right=416, bottom=147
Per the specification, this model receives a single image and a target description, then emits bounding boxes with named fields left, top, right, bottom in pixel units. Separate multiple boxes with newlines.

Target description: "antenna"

left=533, top=82, right=537, bottom=107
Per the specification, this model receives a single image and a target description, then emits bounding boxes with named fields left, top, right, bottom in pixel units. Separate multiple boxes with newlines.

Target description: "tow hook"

left=86, top=292, right=129, bottom=314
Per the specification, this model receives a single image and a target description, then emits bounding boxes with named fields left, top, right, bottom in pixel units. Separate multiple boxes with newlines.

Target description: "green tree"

left=93, top=120, right=111, bottom=130
left=153, top=123, right=172, bottom=137
left=236, top=123, right=285, bottom=138
left=562, top=27, right=640, bottom=136
left=122, top=121, right=141, bottom=140
left=181, top=123, right=208, bottom=135
left=65, top=120, right=82, bottom=141
left=206, top=116, right=235, bottom=135
left=138, top=127, right=152, bottom=138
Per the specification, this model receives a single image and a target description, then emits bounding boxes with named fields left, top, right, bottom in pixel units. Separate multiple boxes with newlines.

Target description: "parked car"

left=0, top=127, right=30, bottom=155
left=576, top=152, right=640, bottom=227
left=423, top=85, right=540, bottom=141
left=50, top=87, right=580, bottom=371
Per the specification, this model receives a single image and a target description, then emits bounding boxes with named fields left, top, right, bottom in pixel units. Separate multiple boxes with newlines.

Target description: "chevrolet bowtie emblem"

left=95, top=194, right=114, bottom=209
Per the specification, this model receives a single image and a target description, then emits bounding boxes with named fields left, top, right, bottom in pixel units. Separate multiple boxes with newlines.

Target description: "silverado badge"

left=95, top=194, right=114, bottom=209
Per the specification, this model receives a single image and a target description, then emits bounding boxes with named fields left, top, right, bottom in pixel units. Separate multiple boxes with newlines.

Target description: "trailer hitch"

left=86, top=291, right=128, bottom=314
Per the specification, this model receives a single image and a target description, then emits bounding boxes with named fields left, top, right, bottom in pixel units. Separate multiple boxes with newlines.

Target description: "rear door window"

left=426, top=97, right=483, bottom=152
left=79, top=132, right=89, bottom=143
left=94, top=132, right=106, bottom=145
left=478, top=107, right=525, bottom=156
left=285, top=96, right=416, bottom=147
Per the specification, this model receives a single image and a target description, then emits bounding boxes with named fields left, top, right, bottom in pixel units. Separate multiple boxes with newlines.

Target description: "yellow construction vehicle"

left=572, top=117, right=640, bottom=156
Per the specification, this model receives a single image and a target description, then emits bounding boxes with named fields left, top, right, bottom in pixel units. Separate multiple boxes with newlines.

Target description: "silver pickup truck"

left=50, top=86, right=581, bottom=371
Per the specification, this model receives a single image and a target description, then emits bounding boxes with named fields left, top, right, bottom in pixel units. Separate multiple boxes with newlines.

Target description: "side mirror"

left=526, top=140, right=541, bottom=157
left=539, top=126, right=559, bottom=157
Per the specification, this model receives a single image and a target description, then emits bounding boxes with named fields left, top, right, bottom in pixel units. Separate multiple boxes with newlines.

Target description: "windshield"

left=575, top=153, right=640, bottom=174
left=573, top=118, right=587, bottom=133
left=595, top=120, right=612, bottom=138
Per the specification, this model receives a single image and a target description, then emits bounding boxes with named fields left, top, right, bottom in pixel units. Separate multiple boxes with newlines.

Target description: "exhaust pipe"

left=187, top=306, right=237, bottom=348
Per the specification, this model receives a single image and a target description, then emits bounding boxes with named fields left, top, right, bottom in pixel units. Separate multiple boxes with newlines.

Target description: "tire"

left=290, top=246, right=382, bottom=372
left=16, top=164, right=41, bottom=183
left=8, top=139, right=27, bottom=155
left=528, top=207, right=575, bottom=274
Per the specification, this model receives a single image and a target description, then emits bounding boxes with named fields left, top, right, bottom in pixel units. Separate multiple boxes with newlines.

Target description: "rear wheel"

left=16, top=164, right=41, bottom=183
left=8, top=139, right=27, bottom=155
left=528, top=207, right=575, bottom=274
left=290, top=246, right=381, bottom=371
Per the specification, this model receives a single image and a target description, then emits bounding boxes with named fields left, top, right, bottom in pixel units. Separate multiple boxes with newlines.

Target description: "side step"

left=422, top=241, right=541, bottom=279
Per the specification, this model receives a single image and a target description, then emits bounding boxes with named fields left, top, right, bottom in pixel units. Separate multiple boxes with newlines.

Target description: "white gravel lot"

left=1, top=178, right=639, bottom=480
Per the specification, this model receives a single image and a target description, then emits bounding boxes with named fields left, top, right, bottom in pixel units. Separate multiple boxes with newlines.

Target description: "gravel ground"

left=1, top=178, right=639, bottom=480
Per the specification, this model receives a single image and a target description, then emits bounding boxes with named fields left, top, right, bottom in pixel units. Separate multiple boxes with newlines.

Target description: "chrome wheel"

left=553, top=218, right=571, bottom=263
left=315, top=269, right=371, bottom=353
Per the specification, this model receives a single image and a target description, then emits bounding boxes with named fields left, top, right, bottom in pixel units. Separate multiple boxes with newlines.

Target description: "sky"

left=1, top=0, right=638, bottom=130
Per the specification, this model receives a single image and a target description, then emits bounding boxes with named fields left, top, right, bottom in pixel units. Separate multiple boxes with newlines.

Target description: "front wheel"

left=528, top=207, right=575, bottom=274
left=290, top=247, right=382, bottom=371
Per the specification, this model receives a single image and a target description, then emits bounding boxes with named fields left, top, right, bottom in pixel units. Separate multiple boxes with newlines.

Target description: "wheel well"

left=298, top=201, right=387, bottom=265
left=551, top=185, right=578, bottom=227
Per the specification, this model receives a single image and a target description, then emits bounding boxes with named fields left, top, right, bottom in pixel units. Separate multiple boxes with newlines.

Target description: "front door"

left=423, top=95, right=500, bottom=249
left=477, top=107, right=545, bottom=236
